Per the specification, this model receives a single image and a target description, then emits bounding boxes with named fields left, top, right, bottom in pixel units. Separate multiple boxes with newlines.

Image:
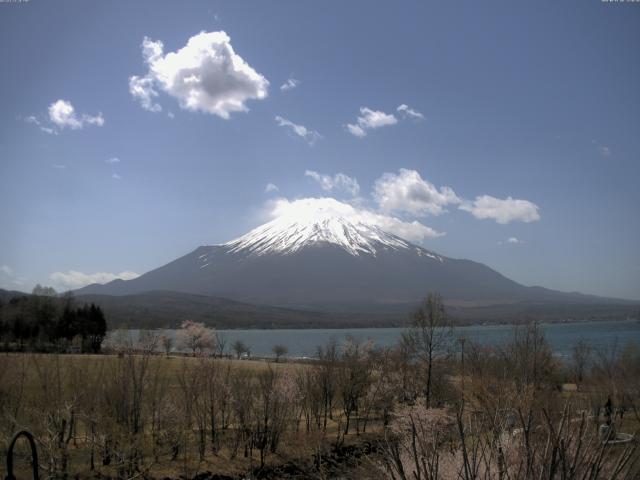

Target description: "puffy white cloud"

left=50, top=270, right=139, bottom=290
left=129, top=31, right=269, bottom=119
left=373, top=169, right=539, bottom=224
left=373, top=169, right=460, bottom=216
left=275, top=116, right=322, bottom=145
left=280, top=78, right=299, bottom=91
left=105, top=157, right=120, bottom=164
left=346, top=107, right=397, bottom=137
left=397, top=104, right=424, bottom=120
left=346, top=123, right=366, bottom=138
left=112, top=173, right=122, bottom=180
left=1, top=265, right=13, bottom=276
left=48, top=99, right=104, bottom=130
left=305, top=170, right=360, bottom=196
left=366, top=214, right=444, bottom=242
left=52, top=164, right=67, bottom=169
left=129, top=75, right=162, bottom=112
left=24, top=100, right=105, bottom=134
left=266, top=197, right=444, bottom=242
left=265, top=182, right=279, bottom=193
left=460, top=195, right=540, bottom=224
left=49, top=100, right=82, bottom=129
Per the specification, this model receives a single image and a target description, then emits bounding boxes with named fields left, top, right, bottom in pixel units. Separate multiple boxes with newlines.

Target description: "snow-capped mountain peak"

left=223, top=198, right=416, bottom=256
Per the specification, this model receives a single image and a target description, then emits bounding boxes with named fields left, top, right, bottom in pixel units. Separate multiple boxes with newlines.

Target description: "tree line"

left=0, top=285, right=107, bottom=352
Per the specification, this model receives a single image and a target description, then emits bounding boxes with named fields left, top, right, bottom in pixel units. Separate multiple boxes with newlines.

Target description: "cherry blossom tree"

left=176, top=320, right=215, bottom=356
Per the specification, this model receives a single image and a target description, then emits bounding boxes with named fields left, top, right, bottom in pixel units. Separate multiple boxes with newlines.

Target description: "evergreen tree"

left=85, top=304, right=107, bottom=353
left=56, top=305, right=77, bottom=341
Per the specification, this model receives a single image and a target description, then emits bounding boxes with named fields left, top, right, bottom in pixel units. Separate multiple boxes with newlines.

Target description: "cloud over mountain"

left=265, top=197, right=443, bottom=242
left=50, top=270, right=140, bottom=290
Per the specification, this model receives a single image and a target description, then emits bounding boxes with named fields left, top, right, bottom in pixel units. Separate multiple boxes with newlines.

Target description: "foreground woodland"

left=1, top=294, right=640, bottom=479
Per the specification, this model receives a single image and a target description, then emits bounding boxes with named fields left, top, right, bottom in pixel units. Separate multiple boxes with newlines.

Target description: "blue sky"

left=1, top=0, right=639, bottom=299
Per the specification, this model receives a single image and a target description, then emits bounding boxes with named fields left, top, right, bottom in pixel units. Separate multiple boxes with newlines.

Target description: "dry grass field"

left=0, top=350, right=385, bottom=479
left=2, top=320, right=640, bottom=479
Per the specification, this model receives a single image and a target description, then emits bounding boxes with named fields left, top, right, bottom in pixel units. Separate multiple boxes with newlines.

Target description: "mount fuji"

left=75, top=198, right=620, bottom=311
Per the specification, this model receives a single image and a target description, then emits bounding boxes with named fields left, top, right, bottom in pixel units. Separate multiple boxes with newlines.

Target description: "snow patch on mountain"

left=223, top=198, right=443, bottom=259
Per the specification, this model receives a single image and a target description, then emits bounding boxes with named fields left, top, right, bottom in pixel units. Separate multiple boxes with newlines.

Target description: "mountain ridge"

left=74, top=198, right=637, bottom=310
left=75, top=231, right=631, bottom=310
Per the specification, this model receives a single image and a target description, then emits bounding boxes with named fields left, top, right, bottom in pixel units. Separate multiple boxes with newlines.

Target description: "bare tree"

left=232, top=339, right=248, bottom=360
left=403, top=292, right=452, bottom=408
left=570, top=339, right=592, bottom=385
left=507, top=321, right=554, bottom=391
left=215, top=332, right=228, bottom=358
left=160, top=334, right=173, bottom=357
left=253, top=367, right=295, bottom=468
left=337, top=337, right=374, bottom=435
left=317, top=339, right=339, bottom=429
left=272, top=344, right=288, bottom=362
left=100, top=339, right=156, bottom=478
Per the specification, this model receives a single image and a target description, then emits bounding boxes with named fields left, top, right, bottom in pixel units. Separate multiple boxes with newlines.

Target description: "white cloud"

left=265, top=197, right=444, bottom=242
left=460, top=195, right=540, bottom=224
left=397, top=104, right=424, bottom=120
left=346, top=123, right=366, bottom=138
left=112, top=173, right=122, bottom=180
left=49, top=270, right=140, bottom=290
left=129, top=75, right=162, bottom=112
left=129, top=31, right=269, bottom=119
left=499, top=236, right=523, bottom=246
left=48, top=99, right=104, bottom=130
left=52, top=164, right=67, bottom=169
left=265, top=182, right=279, bottom=193
left=106, top=157, right=120, bottom=164
left=346, top=107, right=397, bottom=137
left=369, top=215, right=444, bottom=242
left=598, top=145, right=611, bottom=157
left=373, top=169, right=460, bottom=216
left=0, top=265, right=25, bottom=289
left=305, top=170, right=360, bottom=196
left=275, top=116, right=322, bottom=145
left=25, top=116, right=40, bottom=126
left=280, top=78, right=299, bottom=91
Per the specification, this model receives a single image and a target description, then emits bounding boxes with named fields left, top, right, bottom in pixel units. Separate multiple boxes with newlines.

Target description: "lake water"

left=116, top=319, right=640, bottom=359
